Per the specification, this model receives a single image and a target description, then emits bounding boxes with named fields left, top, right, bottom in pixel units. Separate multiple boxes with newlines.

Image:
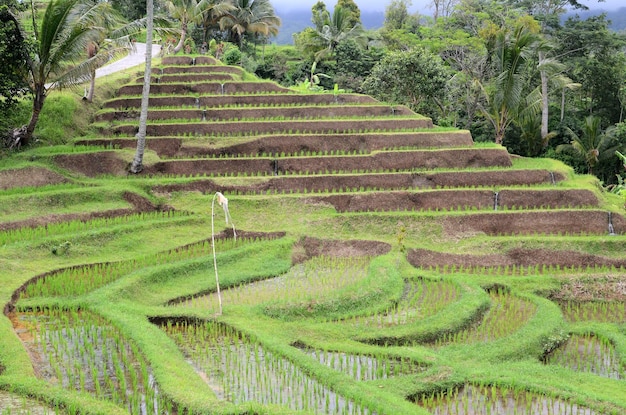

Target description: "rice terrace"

left=1, top=50, right=626, bottom=415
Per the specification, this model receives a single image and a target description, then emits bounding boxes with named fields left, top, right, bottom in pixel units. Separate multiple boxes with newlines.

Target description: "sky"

left=272, top=0, right=623, bottom=14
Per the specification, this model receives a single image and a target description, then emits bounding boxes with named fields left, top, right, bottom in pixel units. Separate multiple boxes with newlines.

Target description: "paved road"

left=95, top=42, right=161, bottom=78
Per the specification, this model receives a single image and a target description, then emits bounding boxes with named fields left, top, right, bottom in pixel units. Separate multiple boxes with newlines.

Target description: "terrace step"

left=439, top=210, right=624, bottom=236
left=96, top=104, right=415, bottom=122
left=102, top=93, right=378, bottom=109
left=136, top=73, right=238, bottom=83
left=111, top=118, right=434, bottom=137
left=77, top=131, right=474, bottom=157
left=312, top=189, right=599, bottom=213
left=116, top=81, right=292, bottom=96
left=150, top=170, right=564, bottom=195
left=160, top=56, right=219, bottom=65
left=145, top=148, right=512, bottom=176
left=408, top=247, right=626, bottom=272
left=153, top=65, right=244, bottom=76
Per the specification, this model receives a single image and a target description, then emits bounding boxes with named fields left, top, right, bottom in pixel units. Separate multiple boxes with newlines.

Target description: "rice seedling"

left=176, top=256, right=371, bottom=315
left=431, top=288, right=536, bottom=347
left=0, top=390, right=60, bottom=415
left=12, top=309, right=173, bottom=415
left=161, top=320, right=373, bottom=414
left=346, top=279, right=460, bottom=329
left=558, top=301, right=625, bottom=323
left=416, top=384, right=600, bottom=414
left=299, top=347, right=425, bottom=381
left=543, top=333, right=624, bottom=379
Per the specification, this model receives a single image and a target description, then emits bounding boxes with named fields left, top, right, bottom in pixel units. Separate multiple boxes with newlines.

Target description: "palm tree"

left=480, top=22, right=541, bottom=145
left=557, top=116, right=620, bottom=175
left=197, top=0, right=235, bottom=45
left=165, top=0, right=201, bottom=54
left=130, top=0, right=154, bottom=174
left=8, top=0, right=111, bottom=147
left=219, top=0, right=281, bottom=49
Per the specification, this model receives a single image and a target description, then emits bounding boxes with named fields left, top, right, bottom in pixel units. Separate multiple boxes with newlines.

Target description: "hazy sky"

left=272, top=0, right=623, bottom=14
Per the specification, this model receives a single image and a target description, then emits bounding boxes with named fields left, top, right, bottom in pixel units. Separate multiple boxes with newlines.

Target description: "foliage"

left=219, top=0, right=281, bottom=48
left=362, top=47, right=448, bottom=119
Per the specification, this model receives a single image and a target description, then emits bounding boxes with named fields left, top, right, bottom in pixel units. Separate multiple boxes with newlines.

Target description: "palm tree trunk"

left=86, top=70, right=96, bottom=102
left=21, top=84, right=46, bottom=147
left=173, top=21, right=187, bottom=54
left=130, top=0, right=154, bottom=174
left=539, top=51, right=549, bottom=141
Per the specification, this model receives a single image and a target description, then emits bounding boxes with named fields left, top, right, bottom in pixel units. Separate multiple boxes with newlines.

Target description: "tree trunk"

left=19, top=84, right=46, bottom=147
left=86, top=70, right=96, bottom=102
left=539, top=51, right=549, bottom=142
left=130, top=0, right=154, bottom=174
left=173, top=20, right=187, bottom=54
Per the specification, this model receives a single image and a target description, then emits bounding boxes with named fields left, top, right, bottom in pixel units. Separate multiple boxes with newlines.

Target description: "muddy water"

left=416, top=384, right=599, bottom=415
left=0, top=390, right=59, bottom=414
left=544, top=334, right=624, bottom=379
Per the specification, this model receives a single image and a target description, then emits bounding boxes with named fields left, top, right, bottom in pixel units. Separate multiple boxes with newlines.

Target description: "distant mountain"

left=563, top=7, right=626, bottom=31
left=272, top=7, right=385, bottom=45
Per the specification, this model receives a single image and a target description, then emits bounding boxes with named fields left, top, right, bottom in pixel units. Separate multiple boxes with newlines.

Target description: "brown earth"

left=136, top=73, right=236, bottom=84
left=0, top=167, right=68, bottom=190
left=160, top=56, right=218, bottom=65
left=110, top=118, right=434, bottom=137
left=151, top=170, right=562, bottom=196
left=408, top=247, right=626, bottom=270
left=102, top=93, right=378, bottom=109
left=75, top=131, right=474, bottom=158
left=442, top=210, right=624, bottom=236
left=96, top=104, right=414, bottom=123
left=116, top=81, right=291, bottom=96
left=312, top=189, right=597, bottom=213
left=144, top=148, right=511, bottom=176
left=550, top=275, right=626, bottom=301
left=292, top=236, right=391, bottom=264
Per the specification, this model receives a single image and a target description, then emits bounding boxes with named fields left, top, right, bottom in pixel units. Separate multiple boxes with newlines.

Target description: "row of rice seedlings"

left=301, top=348, right=424, bottom=381
left=20, top=237, right=251, bottom=299
left=16, top=308, right=174, bottom=415
left=161, top=320, right=372, bottom=414
left=417, top=384, right=599, bottom=415
left=431, top=289, right=536, bottom=347
left=345, top=280, right=460, bottom=328
left=544, top=333, right=624, bottom=379
left=176, top=256, right=370, bottom=312
left=558, top=301, right=625, bottom=323
left=421, top=264, right=626, bottom=277
left=0, top=210, right=188, bottom=245
left=0, top=390, right=63, bottom=415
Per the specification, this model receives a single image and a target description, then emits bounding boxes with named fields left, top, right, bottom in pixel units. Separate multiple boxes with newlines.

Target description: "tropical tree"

left=557, top=115, right=620, bottom=175
left=165, top=0, right=202, bottom=54
left=219, top=0, right=281, bottom=49
left=362, top=47, right=448, bottom=119
left=480, top=18, right=542, bottom=145
left=7, top=0, right=112, bottom=147
left=336, top=0, right=361, bottom=28
left=196, top=0, right=235, bottom=45
left=0, top=1, right=28, bottom=115
left=130, top=0, right=154, bottom=174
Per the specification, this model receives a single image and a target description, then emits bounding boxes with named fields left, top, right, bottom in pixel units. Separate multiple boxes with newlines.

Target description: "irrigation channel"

left=416, top=384, right=600, bottom=414
left=9, top=309, right=174, bottom=415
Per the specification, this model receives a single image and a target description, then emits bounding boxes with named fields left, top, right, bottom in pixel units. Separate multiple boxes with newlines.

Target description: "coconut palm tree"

left=197, top=0, right=235, bottom=45
left=480, top=21, right=541, bottom=145
left=130, top=0, right=154, bottom=174
left=219, top=0, right=280, bottom=49
left=557, top=115, right=620, bottom=175
left=8, top=0, right=111, bottom=147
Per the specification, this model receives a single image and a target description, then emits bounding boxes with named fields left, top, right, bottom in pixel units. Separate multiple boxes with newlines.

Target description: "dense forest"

left=1, top=0, right=626, bottom=188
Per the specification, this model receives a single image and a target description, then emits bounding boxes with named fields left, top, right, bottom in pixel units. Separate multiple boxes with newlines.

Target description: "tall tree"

left=130, top=0, right=154, bottom=174
left=8, top=0, right=111, bottom=147
left=197, top=0, right=235, bottom=44
left=0, top=1, right=28, bottom=115
left=480, top=18, right=542, bottom=145
left=165, top=0, right=201, bottom=54
left=219, top=0, right=281, bottom=49
left=336, top=0, right=361, bottom=28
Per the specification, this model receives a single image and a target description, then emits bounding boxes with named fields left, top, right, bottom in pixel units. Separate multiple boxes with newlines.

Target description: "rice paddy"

left=161, top=320, right=373, bottom=414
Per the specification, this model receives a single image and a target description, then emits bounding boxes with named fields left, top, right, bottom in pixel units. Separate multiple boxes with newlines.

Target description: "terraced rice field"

left=1, top=55, right=625, bottom=414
